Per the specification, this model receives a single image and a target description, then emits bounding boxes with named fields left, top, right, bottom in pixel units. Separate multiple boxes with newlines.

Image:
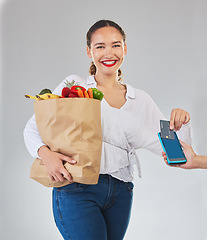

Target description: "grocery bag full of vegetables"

left=26, top=81, right=103, bottom=187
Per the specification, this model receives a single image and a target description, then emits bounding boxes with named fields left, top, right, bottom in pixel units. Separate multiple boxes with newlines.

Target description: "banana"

left=36, top=93, right=61, bottom=100
left=25, top=93, right=61, bottom=100
left=25, top=95, right=43, bottom=100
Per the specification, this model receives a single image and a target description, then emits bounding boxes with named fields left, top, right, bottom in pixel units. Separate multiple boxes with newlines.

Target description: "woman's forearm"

left=194, top=155, right=207, bottom=169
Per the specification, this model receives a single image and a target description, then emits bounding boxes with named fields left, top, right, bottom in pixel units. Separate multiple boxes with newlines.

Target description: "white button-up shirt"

left=23, top=75, right=192, bottom=182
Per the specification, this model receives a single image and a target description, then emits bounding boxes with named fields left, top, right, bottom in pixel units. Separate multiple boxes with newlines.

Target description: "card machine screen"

left=160, top=132, right=185, bottom=160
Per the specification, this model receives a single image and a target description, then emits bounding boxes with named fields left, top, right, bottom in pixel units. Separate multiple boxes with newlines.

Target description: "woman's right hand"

left=38, top=146, right=77, bottom=182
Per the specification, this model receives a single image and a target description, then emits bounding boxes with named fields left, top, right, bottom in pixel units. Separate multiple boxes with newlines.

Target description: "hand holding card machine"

left=158, top=120, right=187, bottom=165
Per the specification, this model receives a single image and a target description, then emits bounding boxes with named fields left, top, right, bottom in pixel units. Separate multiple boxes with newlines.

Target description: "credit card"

left=160, top=120, right=175, bottom=140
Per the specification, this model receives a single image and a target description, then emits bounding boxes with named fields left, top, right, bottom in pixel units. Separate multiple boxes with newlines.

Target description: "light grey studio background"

left=0, top=0, right=207, bottom=239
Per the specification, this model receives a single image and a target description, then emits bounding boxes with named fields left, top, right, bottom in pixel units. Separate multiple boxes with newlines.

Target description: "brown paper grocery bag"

left=30, top=98, right=102, bottom=187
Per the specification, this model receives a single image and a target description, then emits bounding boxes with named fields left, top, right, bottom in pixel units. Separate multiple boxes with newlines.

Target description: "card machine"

left=158, top=120, right=187, bottom=165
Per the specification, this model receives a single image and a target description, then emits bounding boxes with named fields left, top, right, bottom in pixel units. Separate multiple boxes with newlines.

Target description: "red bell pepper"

left=71, top=85, right=86, bottom=95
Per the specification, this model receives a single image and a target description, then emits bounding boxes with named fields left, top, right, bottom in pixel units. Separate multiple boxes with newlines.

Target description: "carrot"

left=77, top=89, right=84, bottom=98
left=83, top=90, right=89, bottom=98
left=87, top=88, right=93, bottom=98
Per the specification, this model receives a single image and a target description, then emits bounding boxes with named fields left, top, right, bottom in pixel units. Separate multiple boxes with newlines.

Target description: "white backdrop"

left=0, top=0, right=207, bottom=239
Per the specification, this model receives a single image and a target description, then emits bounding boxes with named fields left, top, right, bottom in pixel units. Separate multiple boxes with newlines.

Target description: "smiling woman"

left=87, top=20, right=126, bottom=82
left=24, top=19, right=192, bottom=240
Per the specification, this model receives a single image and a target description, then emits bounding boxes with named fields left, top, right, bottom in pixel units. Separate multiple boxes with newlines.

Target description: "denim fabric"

left=52, top=174, right=134, bottom=240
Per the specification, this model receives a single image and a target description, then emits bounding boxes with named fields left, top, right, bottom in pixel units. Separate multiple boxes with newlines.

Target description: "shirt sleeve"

left=176, top=122, right=192, bottom=145
left=136, top=92, right=166, bottom=155
left=135, top=91, right=192, bottom=155
left=23, top=114, right=46, bottom=158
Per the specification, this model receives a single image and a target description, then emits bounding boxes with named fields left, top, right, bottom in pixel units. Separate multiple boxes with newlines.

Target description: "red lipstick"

left=101, top=60, right=117, bottom=67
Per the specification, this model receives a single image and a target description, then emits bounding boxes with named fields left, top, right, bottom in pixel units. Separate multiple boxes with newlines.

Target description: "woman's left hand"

left=170, top=108, right=190, bottom=131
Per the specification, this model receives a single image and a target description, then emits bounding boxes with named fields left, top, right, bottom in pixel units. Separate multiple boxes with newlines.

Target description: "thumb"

left=179, top=140, right=187, bottom=148
left=183, top=113, right=190, bottom=124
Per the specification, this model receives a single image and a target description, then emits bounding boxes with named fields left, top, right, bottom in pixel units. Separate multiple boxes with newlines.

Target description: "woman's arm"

left=23, top=114, right=45, bottom=158
left=23, top=75, right=80, bottom=182
left=23, top=115, right=76, bottom=182
left=38, top=146, right=76, bottom=182
left=136, top=91, right=192, bottom=155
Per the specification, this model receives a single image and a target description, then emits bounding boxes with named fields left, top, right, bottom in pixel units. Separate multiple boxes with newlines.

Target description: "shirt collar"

left=86, top=75, right=135, bottom=99
left=86, top=75, right=96, bottom=85
left=125, top=84, right=135, bottom=99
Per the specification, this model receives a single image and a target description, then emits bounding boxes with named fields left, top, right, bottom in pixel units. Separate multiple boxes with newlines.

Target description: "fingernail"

left=71, top=159, right=76, bottom=163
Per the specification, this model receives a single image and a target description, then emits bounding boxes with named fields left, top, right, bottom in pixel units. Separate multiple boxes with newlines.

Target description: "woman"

left=162, top=141, right=207, bottom=169
left=24, top=20, right=192, bottom=240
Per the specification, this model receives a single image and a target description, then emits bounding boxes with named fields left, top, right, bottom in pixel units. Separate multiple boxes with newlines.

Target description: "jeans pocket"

left=124, top=182, right=134, bottom=193
left=57, top=182, right=88, bottom=193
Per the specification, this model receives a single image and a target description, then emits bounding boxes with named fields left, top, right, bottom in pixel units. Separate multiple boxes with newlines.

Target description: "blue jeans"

left=52, top=174, right=134, bottom=240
